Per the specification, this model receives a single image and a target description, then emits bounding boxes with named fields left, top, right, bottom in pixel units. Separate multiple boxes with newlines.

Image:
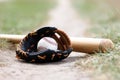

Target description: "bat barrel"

left=71, top=37, right=114, bottom=53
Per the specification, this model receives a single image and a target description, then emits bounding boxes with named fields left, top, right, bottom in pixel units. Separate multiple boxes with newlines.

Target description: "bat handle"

left=0, top=34, right=25, bottom=43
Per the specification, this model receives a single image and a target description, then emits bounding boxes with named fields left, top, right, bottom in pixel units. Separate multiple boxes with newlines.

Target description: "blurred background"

left=0, top=0, right=120, bottom=39
left=0, top=0, right=55, bottom=34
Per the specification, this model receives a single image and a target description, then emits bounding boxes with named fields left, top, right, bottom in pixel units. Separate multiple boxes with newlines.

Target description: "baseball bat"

left=0, top=34, right=114, bottom=53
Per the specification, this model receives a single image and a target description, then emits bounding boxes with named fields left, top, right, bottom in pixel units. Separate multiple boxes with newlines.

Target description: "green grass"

left=0, top=0, right=55, bottom=34
left=73, top=0, right=120, bottom=80
left=0, top=0, right=55, bottom=49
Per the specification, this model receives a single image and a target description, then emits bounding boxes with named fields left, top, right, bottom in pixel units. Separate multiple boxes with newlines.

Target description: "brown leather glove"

left=16, top=27, right=72, bottom=63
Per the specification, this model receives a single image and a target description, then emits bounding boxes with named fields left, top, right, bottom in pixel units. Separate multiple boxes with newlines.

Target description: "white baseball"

left=37, top=37, right=57, bottom=51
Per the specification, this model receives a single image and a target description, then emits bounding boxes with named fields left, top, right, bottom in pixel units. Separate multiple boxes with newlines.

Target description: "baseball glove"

left=16, top=27, right=72, bottom=63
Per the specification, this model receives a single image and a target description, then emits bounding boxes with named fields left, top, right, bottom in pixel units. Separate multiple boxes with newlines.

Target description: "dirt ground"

left=0, top=0, right=91, bottom=80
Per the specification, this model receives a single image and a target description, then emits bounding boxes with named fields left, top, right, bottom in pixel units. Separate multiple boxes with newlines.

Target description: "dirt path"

left=44, top=0, right=88, bottom=37
left=0, top=0, right=90, bottom=80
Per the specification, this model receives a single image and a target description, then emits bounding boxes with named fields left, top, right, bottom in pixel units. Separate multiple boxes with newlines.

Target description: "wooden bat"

left=0, top=34, right=114, bottom=53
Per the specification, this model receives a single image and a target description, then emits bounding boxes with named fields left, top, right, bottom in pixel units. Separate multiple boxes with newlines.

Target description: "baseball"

left=37, top=37, right=57, bottom=51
